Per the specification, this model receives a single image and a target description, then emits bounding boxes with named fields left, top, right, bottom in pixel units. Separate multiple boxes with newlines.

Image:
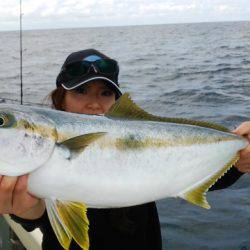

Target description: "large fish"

left=0, top=93, right=247, bottom=249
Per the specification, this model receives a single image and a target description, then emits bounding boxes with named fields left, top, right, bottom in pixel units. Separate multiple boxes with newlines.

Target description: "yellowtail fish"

left=0, top=93, right=247, bottom=250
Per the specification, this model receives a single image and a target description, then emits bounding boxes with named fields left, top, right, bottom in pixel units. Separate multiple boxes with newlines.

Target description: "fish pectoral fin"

left=106, top=93, right=229, bottom=132
left=58, top=132, right=107, bottom=155
left=45, top=199, right=89, bottom=250
left=180, top=153, right=240, bottom=209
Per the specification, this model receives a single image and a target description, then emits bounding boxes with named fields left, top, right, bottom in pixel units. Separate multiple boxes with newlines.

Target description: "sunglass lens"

left=66, top=61, right=90, bottom=78
left=95, top=60, right=118, bottom=74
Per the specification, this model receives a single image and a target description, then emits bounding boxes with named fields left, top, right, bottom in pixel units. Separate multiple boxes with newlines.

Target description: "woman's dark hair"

left=50, top=86, right=66, bottom=110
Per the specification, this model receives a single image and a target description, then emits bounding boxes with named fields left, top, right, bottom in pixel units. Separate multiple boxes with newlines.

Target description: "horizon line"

left=1, top=19, right=250, bottom=33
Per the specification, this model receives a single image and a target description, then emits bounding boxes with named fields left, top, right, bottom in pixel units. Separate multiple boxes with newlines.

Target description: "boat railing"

left=0, top=215, right=42, bottom=250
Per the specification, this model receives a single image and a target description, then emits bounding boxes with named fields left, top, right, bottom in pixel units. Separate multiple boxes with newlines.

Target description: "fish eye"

left=0, top=117, right=4, bottom=127
left=0, top=113, right=14, bottom=128
left=0, top=114, right=9, bottom=127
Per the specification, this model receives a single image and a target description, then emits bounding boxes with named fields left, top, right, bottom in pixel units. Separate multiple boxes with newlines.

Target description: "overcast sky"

left=1, top=0, right=250, bottom=31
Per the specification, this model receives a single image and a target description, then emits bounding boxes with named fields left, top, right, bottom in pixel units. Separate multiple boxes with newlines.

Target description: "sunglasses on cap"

left=61, top=59, right=119, bottom=82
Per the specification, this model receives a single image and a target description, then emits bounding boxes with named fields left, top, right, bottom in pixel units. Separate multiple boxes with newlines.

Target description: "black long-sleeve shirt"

left=10, top=166, right=243, bottom=250
left=11, top=203, right=162, bottom=250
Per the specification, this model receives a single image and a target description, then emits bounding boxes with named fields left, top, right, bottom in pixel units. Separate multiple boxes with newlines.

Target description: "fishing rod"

left=20, top=0, right=23, bottom=105
left=0, top=1, right=24, bottom=106
left=2, top=2, right=47, bottom=107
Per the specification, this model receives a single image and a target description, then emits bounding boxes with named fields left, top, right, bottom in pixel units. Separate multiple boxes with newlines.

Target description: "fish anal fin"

left=45, top=199, right=89, bottom=250
left=183, top=187, right=211, bottom=209
left=181, top=153, right=240, bottom=209
left=106, top=93, right=229, bottom=132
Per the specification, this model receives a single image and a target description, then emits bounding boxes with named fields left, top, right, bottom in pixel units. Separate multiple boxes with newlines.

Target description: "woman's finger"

left=13, top=175, right=40, bottom=215
left=236, top=157, right=250, bottom=166
left=13, top=175, right=28, bottom=195
left=233, top=122, right=250, bottom=136
left=0, top=176, right=18, bottom=213
left=13, top=175, right=45, bottom=218
left=235, top=162, right=250, bottom=173
left=239, top=145, right=250, bottom=158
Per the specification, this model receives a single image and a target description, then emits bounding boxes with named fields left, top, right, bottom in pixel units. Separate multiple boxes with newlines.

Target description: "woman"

left=0, top=49, right=250, bottom=249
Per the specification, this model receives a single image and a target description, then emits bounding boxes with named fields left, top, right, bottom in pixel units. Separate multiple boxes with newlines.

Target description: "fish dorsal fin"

left=106, top=93, right=155, bottom=121
left=180, top=153, right=240, bottom=209
left=58, top=132, right=107, bottom=154
left=45, top=199, right=89, bottom=250
left=106, top=93, right=229, bottom=132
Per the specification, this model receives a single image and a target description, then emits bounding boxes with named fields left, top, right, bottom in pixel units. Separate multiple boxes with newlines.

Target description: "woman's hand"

left=0, top=174, right=45, bottom=219
left=233, top=121, right=250, bottom=173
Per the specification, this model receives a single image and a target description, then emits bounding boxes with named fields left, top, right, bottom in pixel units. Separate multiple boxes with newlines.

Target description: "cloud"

left=139, top=2, right=197, bottom=14
left=22, top=0, right=94, bottom=18
left=214, top=5, right=233, bottom=12
left=0, top=1, right=19, bottom=21
left=0, top=0, right=250, bottom=31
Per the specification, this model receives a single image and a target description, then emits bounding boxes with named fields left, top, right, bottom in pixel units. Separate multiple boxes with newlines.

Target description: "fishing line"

left=20, top=0, right=23, bottom=105
left=0, top=1, right=25, bottom=106
left=3, top=1, right=43, bottom=107
left=0, top=97, right=45, bottom=107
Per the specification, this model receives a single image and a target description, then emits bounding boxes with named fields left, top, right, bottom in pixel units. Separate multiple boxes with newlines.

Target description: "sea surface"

left=1, top=21, right=250, bottom=249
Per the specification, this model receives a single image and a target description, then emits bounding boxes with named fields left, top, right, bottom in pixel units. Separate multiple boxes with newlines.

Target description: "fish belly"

left=28, top=139, right=244, bottom=208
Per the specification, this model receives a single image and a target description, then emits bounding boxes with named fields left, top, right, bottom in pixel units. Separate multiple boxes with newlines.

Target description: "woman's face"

left=63, top=81, right=116, bottom=115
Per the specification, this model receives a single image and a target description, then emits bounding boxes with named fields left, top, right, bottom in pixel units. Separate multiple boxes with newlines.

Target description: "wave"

left=170, top=67, right=246, bottom=80
left=162, top=89, right=235, bottom=105
left=242, top=59, right=250, bottom=64
left=1, top=75, right=19, bottom=81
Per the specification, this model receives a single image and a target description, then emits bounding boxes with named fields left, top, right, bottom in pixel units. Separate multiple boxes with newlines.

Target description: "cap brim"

left=61, top=76, right=122, bottom=97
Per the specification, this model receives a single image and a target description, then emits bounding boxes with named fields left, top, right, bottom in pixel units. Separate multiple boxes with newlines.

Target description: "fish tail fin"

left=179, top=153, right=240, bottom=209
left=45, top=199, right=89, bottom=250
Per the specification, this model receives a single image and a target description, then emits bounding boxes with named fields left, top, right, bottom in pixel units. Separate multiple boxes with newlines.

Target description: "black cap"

left=56, top=49, right=122, bottom=98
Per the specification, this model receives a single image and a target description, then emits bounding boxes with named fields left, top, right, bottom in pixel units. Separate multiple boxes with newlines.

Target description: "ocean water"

left=1, top=21, right=250, bottom=249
